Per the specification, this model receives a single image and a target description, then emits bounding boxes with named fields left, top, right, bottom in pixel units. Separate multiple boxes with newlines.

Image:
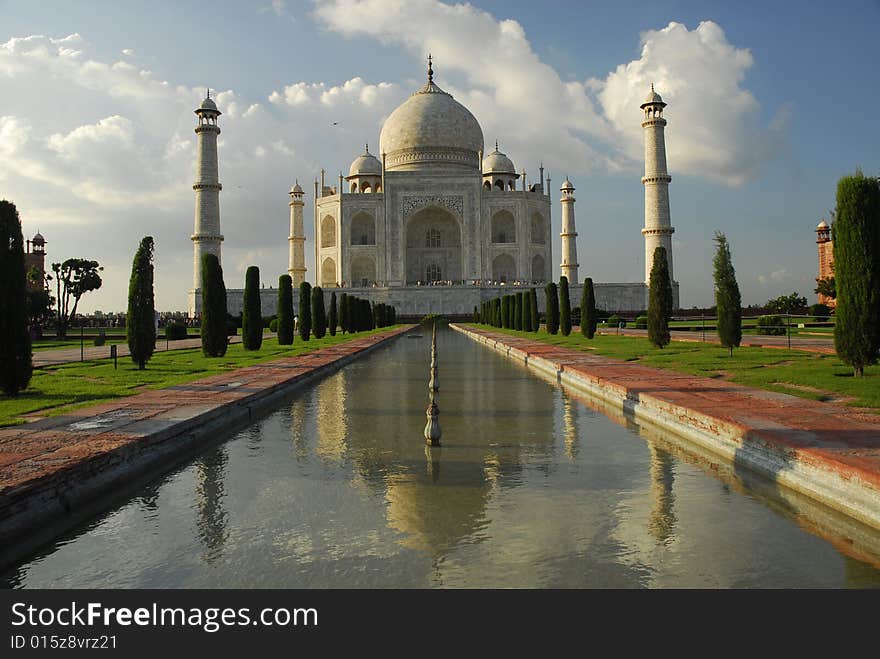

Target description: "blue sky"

left=1, top=0, right=878, bottom=312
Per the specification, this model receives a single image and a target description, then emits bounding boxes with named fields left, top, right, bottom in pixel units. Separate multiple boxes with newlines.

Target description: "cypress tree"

left=529, top=288, right=539, bottom=332
left=713, top=232, right=742, bottom=357
left=200, top=252, right=228, bottom=357
left=277, top=275, right=294, bottom=345
left=299, top=282, right=312, bottom=340
left=647, top=246, right=672, bottom=348
left=312, top=286, right=327, bottom=339
left=367, top=299, right=375, bottom=329
left=242, top=266, right=263, bottom=350
left=508, top=295, right=516, bottom=328
left=834, top=172, right=880, bottom=376
left=521, top=292, right=530, bottom=331
left=545, top=282, right=559, bottom=334
left=559, top=276, right=572, bottom=336
left=0, top=200, right=32, bottom=395
left=339, top=292, right=349, bottom=333
left=126, top=236, right=156, bottom=369
left=372, top=301, right=379, bottom=329
left=580, top=278, right=597, bottom=339
left=501, top=295, right=510, bottom=328
left=514, top=293, right=523, bottom=330
left=328, top=291, right=338, bottom=335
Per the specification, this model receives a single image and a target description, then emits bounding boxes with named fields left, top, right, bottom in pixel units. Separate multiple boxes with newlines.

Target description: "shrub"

left=93, top=329, right=107, bottom=346
left=757, top=315, right=786, bottom=335
left=634, top=315, right=648, bottom=329
left=607, top=313, right=623, bottom=327
left=809, top=303, right=832, bottom=322
left=268, top=318, right=278, bottom=332
left=165, top=322, right=188, bottom=340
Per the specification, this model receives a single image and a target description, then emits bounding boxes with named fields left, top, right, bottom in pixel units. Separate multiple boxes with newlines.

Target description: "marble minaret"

left=640, top=84, right=674, bottom=285
left=559, top=178, right=579, bottom=283
left=288, top=181, right=306, bottom=284
left=191, top=91, right=223, bottom=296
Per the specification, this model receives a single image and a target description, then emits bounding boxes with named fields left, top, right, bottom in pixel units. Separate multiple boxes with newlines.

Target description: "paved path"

left=598, top=327, right=835, bottom=354
left=454, top=324, right=880, bottom=530
left=33, top=335, right=244, bottom=367
left=0, top=326, right=413, bottom=563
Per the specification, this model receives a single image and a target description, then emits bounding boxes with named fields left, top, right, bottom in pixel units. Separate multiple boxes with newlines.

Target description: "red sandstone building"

left=24, top=232, right=47, bottom=292
left=815, top=219, right=835, bottom=308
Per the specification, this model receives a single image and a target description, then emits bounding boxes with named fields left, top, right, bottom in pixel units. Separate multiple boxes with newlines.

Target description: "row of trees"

left=477, top=289, right=540, bottom=331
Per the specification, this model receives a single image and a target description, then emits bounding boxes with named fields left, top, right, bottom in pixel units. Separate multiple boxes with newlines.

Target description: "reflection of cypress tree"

left=648, top=444, right=676, bottom=544
left=195, top=447, right=229, bottom=563
left=562, top=395, right=578, bottom=460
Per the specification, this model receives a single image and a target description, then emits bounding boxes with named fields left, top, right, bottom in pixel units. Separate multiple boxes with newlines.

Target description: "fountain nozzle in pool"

left=424, top=322, right=442, bottom=445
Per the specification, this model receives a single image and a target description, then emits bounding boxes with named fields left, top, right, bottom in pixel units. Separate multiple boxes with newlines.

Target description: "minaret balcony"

left=641, top=174, right=672, bottom=184
left=641, top=227, right=674, bottom=236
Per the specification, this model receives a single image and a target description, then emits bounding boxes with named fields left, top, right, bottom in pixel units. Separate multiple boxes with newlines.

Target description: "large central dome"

left=379, top=62, right=483, bottom=172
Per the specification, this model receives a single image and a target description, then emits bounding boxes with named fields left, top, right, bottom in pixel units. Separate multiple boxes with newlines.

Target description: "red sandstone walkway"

left=0, top=327, right=412, bottom=543
left=457, top=325, right=880, bottom=503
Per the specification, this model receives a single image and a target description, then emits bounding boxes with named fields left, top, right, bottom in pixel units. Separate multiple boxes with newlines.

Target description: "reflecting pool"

left=4, top=326, right=880, bottom=588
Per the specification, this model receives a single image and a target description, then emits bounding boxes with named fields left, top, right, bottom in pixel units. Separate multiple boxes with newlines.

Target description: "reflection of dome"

left=349, top=146, right=382, bottom=177
left=482, top=143, right=516, bottom=175
left=379, top=61, right=483, bottom=171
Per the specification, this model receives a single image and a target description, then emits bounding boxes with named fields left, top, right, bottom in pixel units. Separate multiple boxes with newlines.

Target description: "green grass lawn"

left=474, top=325, right=879, bottom=410
left=1, top=328, right=399, bottom=427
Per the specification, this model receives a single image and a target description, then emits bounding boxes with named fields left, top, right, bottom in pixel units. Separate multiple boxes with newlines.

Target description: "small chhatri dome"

left=31, top=231, right=45, bottom=245
left=379, top=55, right=484, bottom=171
left=561, top=177, right=575, bottom=191
left=290, top=180, right=303, bottom=194
left=197, top=89, right=220, bottom=113
left=640, top=83, right=666, bottom=108
left=482, top=141, right=516, bottom=174
left=348, top=144, right=383, bottom=177
left=817, top=219, right=829, bottom=229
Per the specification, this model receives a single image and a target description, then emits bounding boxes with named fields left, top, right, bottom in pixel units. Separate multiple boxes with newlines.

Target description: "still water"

left=4, top=327, right=880, bottom=588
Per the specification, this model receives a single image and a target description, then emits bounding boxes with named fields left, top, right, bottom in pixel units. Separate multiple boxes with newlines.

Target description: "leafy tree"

left=559, top=276, right=572, bottom=336
left=833, top=172, right=880, bottom=376
left=765, top=292, right=808, bottom=315
left=329, top=291, right=338, bottom=336
left=580, top=277, right=597, bottom=339
left=339, top=292, right=349, bottom=333
left=815, top=275, right=836, bottom=301
left=50, top=258, right=103, bottom=338
left=126, top=236, right=156, bottom=369
left=277, top=275, right=294, bottom=345
left=299, top=282, right=312, bottom=340
left=200, top=253, right=228, bottom=357
left=26, top=285, right=53, bottom=328
left=713, top=232, right=742, bottom=357
left=312, top=286, right=327, bottom=339
left=647, top=246, right=672, bottom=348
left=242, top=266, right=263, bottom=350
left=545, top=282, right=559, bottom=334
left=529, top=288, right=539, bottom=332
left=0, top=200, right=32, bottom=395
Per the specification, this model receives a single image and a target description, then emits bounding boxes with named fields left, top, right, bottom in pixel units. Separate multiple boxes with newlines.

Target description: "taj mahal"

left=188, top=59, right=679, bottom=317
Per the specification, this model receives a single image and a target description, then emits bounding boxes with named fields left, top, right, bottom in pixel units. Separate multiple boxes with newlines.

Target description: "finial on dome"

left=427, top=53, right=433, bottom=84
left=365, top=143, right=369, bottom=154
left=207, top=88, right=210, bottom=99
left=495, top=139, right=499, bottom=152
left=651, top=82, right=654, bottom=93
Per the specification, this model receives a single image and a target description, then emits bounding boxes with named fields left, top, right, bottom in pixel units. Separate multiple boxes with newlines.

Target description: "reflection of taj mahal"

left=189, top=59, right=678, bottom=316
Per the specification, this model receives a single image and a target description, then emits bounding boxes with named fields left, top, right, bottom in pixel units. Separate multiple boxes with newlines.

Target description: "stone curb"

left=451, top=323, right=880, bottom=531
left=0, top=326, right=414, bottom=571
